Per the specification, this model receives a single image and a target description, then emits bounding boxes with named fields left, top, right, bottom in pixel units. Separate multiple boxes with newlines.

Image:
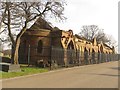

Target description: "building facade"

left=19, top=18, right=115, bottom=67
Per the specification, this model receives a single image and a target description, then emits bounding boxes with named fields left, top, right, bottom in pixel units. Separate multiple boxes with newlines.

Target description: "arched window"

left=37, top=40, right=43, bottom=53
left=23, top=40, right=26, bottom=48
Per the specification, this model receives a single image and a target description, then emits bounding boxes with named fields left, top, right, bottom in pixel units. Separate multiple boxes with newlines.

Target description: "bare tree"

left=105, top=34, right=117, bottom=48
left=79, top=25, right=99, bottom=40
left=95, top=29, right=109, bottom=43
left=78, top=25, right=116, bottom=46
left=1, top=1, right=66, bottom=64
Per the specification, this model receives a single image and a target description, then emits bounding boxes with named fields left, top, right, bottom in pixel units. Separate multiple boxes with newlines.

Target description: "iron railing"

left=19, top=46, right=120, bottom=69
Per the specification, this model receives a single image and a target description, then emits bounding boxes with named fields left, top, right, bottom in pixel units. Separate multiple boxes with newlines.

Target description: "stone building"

left=19, top=17, right=115, bottom=67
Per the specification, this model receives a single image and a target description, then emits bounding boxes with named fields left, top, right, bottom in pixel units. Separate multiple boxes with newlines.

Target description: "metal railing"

left=18, top=46, right=120, bottom=69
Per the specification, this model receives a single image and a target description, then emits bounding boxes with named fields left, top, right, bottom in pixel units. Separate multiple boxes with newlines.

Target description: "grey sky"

left=52, top=0, right=118, bottom=44
left=0, top=0, right=119, bottom=51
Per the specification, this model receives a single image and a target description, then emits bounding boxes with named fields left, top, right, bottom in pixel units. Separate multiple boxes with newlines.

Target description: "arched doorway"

left=88, top=49, right=91, bottom=64
left=92, top=49, right=95, bottom=64
left=19, top=40, right=27, bottom=64
left=105, top=52, right=108, bottom=62
left=76, top=46, right=80, bottom=65
left=107, top=52, right=110, bottom=62
left=100, top=45, right=104, bottom=63
left=37, top=40, right=43, bottom=54
left=98, top=51, right=101, bottom=63
left=84, top=47, right=89, bottom=65
left=67, top=41, right=75, bottom=65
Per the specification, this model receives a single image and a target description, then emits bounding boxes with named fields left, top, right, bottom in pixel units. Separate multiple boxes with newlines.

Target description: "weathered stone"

left=0, top=63, right=21, bottom=72
left=18, top=17, right=115, bottom=67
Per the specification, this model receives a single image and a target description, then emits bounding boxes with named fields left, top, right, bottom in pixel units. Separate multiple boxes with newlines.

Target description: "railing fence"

left=19, top=46, right=120, bottom=69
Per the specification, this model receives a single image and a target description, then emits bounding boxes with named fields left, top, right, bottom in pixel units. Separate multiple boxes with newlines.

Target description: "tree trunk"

left=11, top=37, right=21, bottom=64
left=11, top=45, right=15, bottom=64
left=11, top=25, right=27, bottom=64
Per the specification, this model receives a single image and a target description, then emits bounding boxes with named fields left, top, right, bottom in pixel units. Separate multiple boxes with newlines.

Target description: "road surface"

left=1, top=61, right=119, bottom=88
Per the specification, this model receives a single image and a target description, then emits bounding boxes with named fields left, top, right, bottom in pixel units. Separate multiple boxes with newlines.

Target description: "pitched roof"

left=28, top=17, right=53, bottom=31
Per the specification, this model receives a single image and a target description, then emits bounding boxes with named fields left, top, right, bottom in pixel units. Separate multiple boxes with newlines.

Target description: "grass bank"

left=0, top=66, right=48, bottom=79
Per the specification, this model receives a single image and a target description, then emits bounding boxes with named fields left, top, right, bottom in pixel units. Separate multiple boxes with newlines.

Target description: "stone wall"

left=19, top=29, right=115, bottom=67
left=19, top=18, right=115, bottom=67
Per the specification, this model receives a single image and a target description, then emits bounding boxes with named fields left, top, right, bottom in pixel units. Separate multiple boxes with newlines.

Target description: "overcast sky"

left=0, top=0, right=119, bottom=51
left=52, top=0, right=118, bottom=44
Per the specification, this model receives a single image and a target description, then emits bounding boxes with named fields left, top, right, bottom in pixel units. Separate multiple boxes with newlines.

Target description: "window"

left=37, top=40, right=43, bottom=53
left=23, top=40, right=26, bottom=48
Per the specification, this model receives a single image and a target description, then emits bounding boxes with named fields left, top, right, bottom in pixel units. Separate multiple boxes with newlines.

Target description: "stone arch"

left=67, top=40, right=75, bottom=65
left=37, top=40, right=43, bottom=53
left=84, top=47, right=89, bottom=65
left=108, top=51, right=110, bottom=62
left=76, top=45, right=81, bottom=65
left=100, top=45, right=104, bottom=53
left=88, top=48, right=91, bottom=55
left=19, top=39, right=28, bottom=64
left=105, top=51, right=109, bottom=62
left=98, top=50, right=101, bottom=63
left=88, top=48, right=92, bottom=64
left=108, top=51, right=111, bottom=61
left=100, top=45, right=104, bottom=63
left=67, top=40, right=74, bottom=50
left=63, top=39, right=76, bottom=67
left=92, top=49, right=96, bottom=64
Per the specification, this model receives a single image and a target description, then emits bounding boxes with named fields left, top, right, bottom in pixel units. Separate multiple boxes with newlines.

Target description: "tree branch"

left=6, top=2, right=15, bottom=46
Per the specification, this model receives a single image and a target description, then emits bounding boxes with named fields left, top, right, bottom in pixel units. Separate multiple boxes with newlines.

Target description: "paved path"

left=1, top=61, right=119, bottom=88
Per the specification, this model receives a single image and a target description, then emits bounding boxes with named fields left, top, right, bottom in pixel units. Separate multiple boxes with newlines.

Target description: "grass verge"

left=0, top=66, right=48, bottom=79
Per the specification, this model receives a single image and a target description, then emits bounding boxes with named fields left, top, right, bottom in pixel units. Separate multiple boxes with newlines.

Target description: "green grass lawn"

left=0, top=66, right=48, bottom=79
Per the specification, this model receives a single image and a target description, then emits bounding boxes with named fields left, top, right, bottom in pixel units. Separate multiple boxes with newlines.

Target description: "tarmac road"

left=1, top=61, right=119, bottom=88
